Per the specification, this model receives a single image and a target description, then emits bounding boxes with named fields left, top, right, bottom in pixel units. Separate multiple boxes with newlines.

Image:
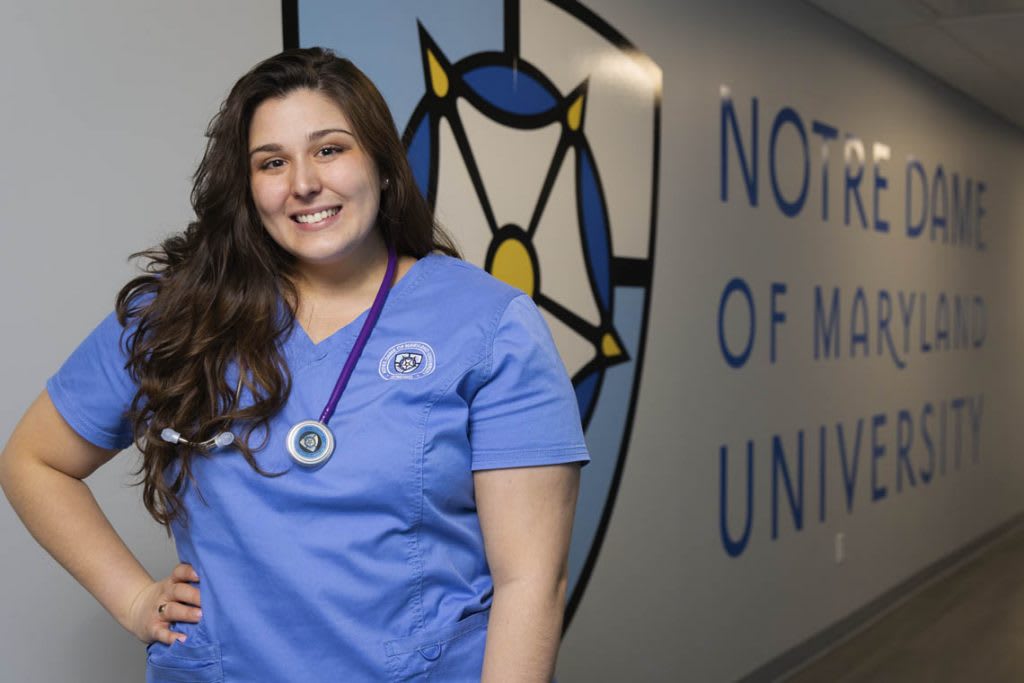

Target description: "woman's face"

left=248, top=88, right=383, bottom=274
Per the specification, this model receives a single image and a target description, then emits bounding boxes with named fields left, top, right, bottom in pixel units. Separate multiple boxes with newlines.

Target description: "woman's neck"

left=295, top=237, right=388, bottom=301
left=290, top=235, right=390, bottom=343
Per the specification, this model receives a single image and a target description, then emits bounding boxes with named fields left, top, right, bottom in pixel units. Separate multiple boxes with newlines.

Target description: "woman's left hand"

left=125, top=562, right=202, bottom=645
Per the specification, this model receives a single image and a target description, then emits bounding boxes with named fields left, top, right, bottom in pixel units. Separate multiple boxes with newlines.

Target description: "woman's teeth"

left=295, top=207, right=340, bottom=224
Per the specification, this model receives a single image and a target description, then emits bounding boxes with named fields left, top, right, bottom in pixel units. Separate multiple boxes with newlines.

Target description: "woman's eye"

left=259, top=158, right=285, bottom=170
left=317, top=145, right=345, bottom=158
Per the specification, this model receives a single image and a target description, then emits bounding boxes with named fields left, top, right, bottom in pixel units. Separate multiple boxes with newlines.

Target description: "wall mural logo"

left=285, top=0, right=660, bottom=626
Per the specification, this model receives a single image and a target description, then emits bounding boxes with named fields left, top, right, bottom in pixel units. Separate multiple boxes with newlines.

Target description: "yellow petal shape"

left=491, top=238, right=535, bottom=296
left=428, top=50, right=449, bottom=98
left=601, top=332, right=623, bottom=358
left=567, top=94, right=584, bottom=131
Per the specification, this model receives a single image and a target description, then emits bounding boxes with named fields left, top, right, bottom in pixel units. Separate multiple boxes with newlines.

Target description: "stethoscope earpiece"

left=160, top=427, right=235, bottom=452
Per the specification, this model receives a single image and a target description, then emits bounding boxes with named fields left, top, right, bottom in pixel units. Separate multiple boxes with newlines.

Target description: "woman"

left=0, top=48, right=587, bottom=682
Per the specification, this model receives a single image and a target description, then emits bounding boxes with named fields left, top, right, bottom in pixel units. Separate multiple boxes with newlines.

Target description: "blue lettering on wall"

left=718, top=277, right=756, bottom=368
left=876, top=289, right=906, bottom=369
left=844, top=136, right=867, bottom=228
left=814, top=286, right=840, bottom=359
left=812, top=121, right=838, bottom=222
left=920, top=402, right=935, bottom=484
left=721, top=94, right=758, bottom=206
left=771, top=282, right=787, bottom=364
left=871, top=413, right=888, bottom=501
left=898, top=292, right=916, bottom=356
left=719, top=396, right=985, bottom=556
left=951, top=174, right=977, bottom=248
left=896, top=409, right=916, bottom=492
left=719, top=442, right=754, bottom=557
left=931, top=165, right=948, bottom=243
left=838, top=419, right=862, bottom=514
left=850, top=287, right=869, bottom=357
left=770, top=107, right=809, bottom=217
left=717, top=89, right=990, bottom=252
left=812, top=286, right=984, bottom=368
left=772, top=432, right=804, bottom=539
left=935, top=293, right=950, bottom=351
left=873, top=143, right=891, bottom=233
left=712, top=88, right=994, bottom=559
left=919, top=292, right=932, bottom=352
left=973, top=296, right=986, bottom=348
left=906, top=158, right=928, bottom=238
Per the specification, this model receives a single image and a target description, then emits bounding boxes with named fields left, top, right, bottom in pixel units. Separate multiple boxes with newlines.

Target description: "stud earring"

left=382, top=177, right=390, bottom=190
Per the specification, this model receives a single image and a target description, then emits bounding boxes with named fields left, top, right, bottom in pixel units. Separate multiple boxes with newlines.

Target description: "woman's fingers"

left=125, top=565, right=203, bottom=644
left=155, top=599, right=202, bottom=624
left=152, top=568, right=203, bottom=628
left=170, top=580, right=201, bottom=608
left=153, top=625, right=187, bottom=646
left=172, top=562, right=200, bottom=583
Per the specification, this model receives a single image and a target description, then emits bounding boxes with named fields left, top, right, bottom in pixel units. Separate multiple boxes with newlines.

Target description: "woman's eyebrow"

left=249, top=129, right=354, bottom=157
left=308, top=128, right=353, bottom=141
left=249, top=143, right=282, bottom=157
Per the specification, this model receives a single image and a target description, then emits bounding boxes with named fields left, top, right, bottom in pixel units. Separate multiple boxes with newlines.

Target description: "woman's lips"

left=292, top=206, right=341, bottom=225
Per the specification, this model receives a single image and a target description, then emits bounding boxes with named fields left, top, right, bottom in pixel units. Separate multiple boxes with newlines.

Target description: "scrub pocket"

left=146, top=621, right=224, bottom=683
left=383, top=610, right=489, bottom=682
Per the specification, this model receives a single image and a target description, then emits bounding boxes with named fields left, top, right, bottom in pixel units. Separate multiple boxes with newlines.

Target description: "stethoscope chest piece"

left=287, top=420, right=335, bottom=466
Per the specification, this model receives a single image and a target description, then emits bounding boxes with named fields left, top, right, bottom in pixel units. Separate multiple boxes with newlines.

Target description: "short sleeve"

left=469, top=295, right=590, bottom=470
left=46, top=311, right=137, bottom=451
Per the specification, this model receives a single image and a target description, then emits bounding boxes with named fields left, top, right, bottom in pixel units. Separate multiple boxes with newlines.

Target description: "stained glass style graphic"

left=404, top=24, right=631, bottom=427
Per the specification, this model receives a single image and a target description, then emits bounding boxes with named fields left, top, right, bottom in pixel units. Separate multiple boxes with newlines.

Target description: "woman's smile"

left=292, top=205, right=342, bottom=227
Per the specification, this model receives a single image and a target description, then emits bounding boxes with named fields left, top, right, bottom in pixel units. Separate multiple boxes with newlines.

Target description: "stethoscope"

left=161, top=244, right=398, bottom=467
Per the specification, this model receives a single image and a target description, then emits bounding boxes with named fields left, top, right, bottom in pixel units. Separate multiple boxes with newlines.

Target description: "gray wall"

left=2, top=2, right=1023, bottom=682
left=0, top=2, right=280, bottom=681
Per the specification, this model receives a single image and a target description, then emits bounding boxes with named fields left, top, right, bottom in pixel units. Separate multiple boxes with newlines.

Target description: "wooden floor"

left=785, top=526, right=1024, bottom=682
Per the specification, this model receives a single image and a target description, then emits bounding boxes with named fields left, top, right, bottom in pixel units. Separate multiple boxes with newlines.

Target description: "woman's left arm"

left=475, top=462, right=581, bottom=682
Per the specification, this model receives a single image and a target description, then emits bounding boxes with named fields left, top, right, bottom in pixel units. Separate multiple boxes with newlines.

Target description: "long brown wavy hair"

left=117, top=47, right=459, bottom=528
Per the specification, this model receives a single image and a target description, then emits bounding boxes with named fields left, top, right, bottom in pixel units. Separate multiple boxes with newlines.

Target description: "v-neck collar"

left=283, top=253, right=440, bottom=365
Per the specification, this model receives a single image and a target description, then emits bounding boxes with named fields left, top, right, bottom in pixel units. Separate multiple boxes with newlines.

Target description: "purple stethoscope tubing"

left=317, top=243, right=397, bottom=425
left=162, top=244, right=398, bottom=462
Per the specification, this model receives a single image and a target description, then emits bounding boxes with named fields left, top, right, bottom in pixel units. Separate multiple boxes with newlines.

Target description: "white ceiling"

left=802, top=0, right=1024, bottom=131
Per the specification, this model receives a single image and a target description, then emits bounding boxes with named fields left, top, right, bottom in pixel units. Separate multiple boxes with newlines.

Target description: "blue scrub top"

left=48, top=254, right=589, bottom=682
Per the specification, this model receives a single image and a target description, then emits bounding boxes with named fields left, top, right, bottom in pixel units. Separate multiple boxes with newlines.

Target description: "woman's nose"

left=291, top=159, right=321, bottom=198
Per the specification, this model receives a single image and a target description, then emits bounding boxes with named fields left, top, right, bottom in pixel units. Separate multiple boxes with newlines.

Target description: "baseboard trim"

left=738, top=513, right=1024, bottom=683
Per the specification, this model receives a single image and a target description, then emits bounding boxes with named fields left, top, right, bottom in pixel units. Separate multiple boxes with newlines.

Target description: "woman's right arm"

left=0, top=390, right=200, bottom=645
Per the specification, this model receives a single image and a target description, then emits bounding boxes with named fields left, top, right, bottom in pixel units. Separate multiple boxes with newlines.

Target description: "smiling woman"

left=248, top=89, right=405, bottom=343
left=0, top=47, right=588, bottom=682
left=249, top=91, right=385, bottom=277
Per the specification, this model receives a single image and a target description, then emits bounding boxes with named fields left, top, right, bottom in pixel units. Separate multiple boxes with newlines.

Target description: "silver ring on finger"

left=158, top=603, right=167, bottom=616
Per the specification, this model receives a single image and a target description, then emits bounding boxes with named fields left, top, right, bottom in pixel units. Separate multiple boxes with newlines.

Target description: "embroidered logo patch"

left=379, top=341, right=436, bottom=380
